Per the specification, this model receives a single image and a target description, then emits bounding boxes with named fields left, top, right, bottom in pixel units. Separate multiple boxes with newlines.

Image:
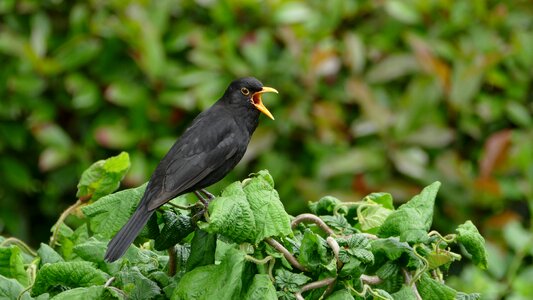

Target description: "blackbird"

left=104, top=77, right=277, bottom=262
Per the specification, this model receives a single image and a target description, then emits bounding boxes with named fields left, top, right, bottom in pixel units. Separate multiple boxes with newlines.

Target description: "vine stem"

left=49, top=199, right=82, bottom=247
left=168, top=246, right=177, bottom=276
left=294, top=277, right=336, bottom=299
left=360, top=274, right=382, bottom=285
left=265, top=237, right=308, bottom=272
left=244, top=255, right=274, bottom=265
left=326, top=237, right=343, bottom=270
left=291, top=214, right=334, bottom=236
left=402, top=268, right=422, bottom=300
left=1, top=237, right=37, bottom=257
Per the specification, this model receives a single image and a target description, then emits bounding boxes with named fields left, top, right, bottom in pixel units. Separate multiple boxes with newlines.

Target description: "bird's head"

left=223, top=77, right=278, bottom=120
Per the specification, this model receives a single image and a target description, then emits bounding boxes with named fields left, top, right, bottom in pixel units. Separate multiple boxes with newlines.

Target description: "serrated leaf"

left=173, top=248, right=247, bottom=300
left=327, top=289, right=355, bottom=300
left=309, top=195, right=341, bottom=215
left=73, top=238, right=107, bottom=263
left=417, top=273, right=456, bottom=300
left=0, top=275, right=32, bottom=300
left=456, top=221, right=488, bottom=269
left=76, top=152, right=130, bottom=201
left=378, top=182, right=441, bottom=243
left=274, top=269, right=311, bottom=293
left=455, top=292, right=481, bottom=300
left=204, top=171, right=291, bottom=244
left=358, top=204, right=393, bottom=232
left=320, top=215, right=354, bottom=233
left=365, top=192, right=394, bottom=210
left=52, top=286, right=124, bottom=300
left=243, top=172, right=292, bottom=243
left=0, top=246, right=29, bottom=286
left=186, top=229, right=216, bottom=271
left=426, top=251, right=457, bottom=270
left=81, top=184, right=146, bottom=238
left=371, top=238, right=413, bottom=261
left=203, top=182, right=256, bottom=243
left=37, top=243, right=64, bottom=265
left=154, top=212, right=194, bottom=251
left=116, top=267, right=161, bottom=300
left=298, top=230, right=330, bottom=271
left=244, top=274, right=277, bottom=300
left=391, top=285, right=417, bottom=300
left=376, top=261, right=399, bottom=280
left=31, top=261, right=108, bottom=296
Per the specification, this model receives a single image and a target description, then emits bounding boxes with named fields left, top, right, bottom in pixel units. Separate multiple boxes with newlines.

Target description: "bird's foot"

left=193, top=190, right=211, bottom=207
left=200, top=189, right=215, bottom=200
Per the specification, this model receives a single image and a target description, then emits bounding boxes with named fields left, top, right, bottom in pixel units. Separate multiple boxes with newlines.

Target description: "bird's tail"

left=104, top=205, right=154, bottom=262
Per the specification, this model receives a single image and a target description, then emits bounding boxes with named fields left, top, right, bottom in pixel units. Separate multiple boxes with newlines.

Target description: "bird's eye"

left=241, top=87, right=250, bottom=96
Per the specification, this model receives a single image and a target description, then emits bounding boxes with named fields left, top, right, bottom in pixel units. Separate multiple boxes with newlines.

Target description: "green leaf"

left=298, top=230, right=331, bottom=271
left=186, top=229, right=216, bottom=271
left=378, top=182, right=441, bottom=243
left=53, top=37, right=101, bottom=72
left=52, top=286, right=124, bottom=300
left=456, top=221, right=488, bottom=269
left=455, top=292, right=481, bottom=300
left=116, top=267, right=161, bottom=300
left=82, top=183, right=146, bottom=238
left=327, top=289, right=355, bottom=300
left=0, top=275, right=32, bottom=300
left=76, top=152, right=131, bottom=201
left=202, top=182, right=256, bottom=243
left=204, top=171, right=291, bottom=244
left=371, top=238, right=414, bottom=261
left=0, top=245, right=29, bottom=286
left=384, top=0, right=421, bottom=24
left=357, top=204, right=393, bottom=232
left=309, top=195, right=341, bottom=215
left=417, top=273, right=456, bottom=300
left=243, top=172, right=292, bottom=243
left=365, top=192, right=394, bottom=210
left=320, top=215, right=355, bottom=233
left=376, top=261, right=400, bottom=280
left=73, top=238, right=107, bottom=263
left=37, top=243, right=64, bottom=265
left=244, top=274, right=277, bottom=300
left=31, top=261, right=109, bottom=296
left=391, top=285, right=417, bottom=300
left=154, top=212, right=194, bottom=251
left=274, top=269, right=311, bottom=293
left=173, top=248, right=247, bottom=300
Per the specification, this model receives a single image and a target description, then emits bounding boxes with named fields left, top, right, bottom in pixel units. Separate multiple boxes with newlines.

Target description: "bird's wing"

left=145, top=113, right=240, bottom=210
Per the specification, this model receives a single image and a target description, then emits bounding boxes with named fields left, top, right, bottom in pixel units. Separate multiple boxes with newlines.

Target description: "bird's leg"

left=200, top=189, right=215, bottom=200
left=193, top=191, right=210, bottom=207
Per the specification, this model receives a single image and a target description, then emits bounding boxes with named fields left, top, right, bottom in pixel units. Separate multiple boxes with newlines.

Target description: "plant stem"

left=402, top=268, right=422, bottom=300
left=360, top=274, right=382, bottom=285
left=265, top=237, right=308, bottom=272
left=1, top=237, right=37, bottom=256
left=291, top=213, right=334, bottom=235
left=168, top=246, right=177, bottom=276
left=294, top=277, right=336, bottom=299
left=49, top=199, right=82, bottom=247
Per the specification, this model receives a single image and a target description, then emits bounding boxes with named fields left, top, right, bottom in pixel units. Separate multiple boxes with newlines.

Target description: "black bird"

left=104, top=77, right=277, bottom=262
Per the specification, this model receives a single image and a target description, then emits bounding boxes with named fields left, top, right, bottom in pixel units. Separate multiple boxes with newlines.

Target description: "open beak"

left=252, top=86, right=278, bottom=120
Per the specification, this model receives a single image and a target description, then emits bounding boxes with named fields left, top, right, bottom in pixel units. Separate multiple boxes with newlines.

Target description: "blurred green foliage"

left=1, top=0, right=532, bottom=298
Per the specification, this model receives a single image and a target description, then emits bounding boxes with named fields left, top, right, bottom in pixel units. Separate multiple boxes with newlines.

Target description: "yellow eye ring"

left=241, top=87, right=250, bottom=96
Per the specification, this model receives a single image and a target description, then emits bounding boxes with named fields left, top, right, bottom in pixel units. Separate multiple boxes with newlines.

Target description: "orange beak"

left=252, top=87, right=278, bottom=120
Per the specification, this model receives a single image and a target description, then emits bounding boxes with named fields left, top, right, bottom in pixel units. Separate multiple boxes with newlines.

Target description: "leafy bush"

left=1, top=153, right=487, bottom=299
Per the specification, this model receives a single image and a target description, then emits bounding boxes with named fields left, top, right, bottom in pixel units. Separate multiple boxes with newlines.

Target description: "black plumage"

left=104, top=77, right=277, bottom=262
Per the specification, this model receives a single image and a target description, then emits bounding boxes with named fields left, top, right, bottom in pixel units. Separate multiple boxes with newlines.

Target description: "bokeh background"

left=1, top=0, right=532, bottom=298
